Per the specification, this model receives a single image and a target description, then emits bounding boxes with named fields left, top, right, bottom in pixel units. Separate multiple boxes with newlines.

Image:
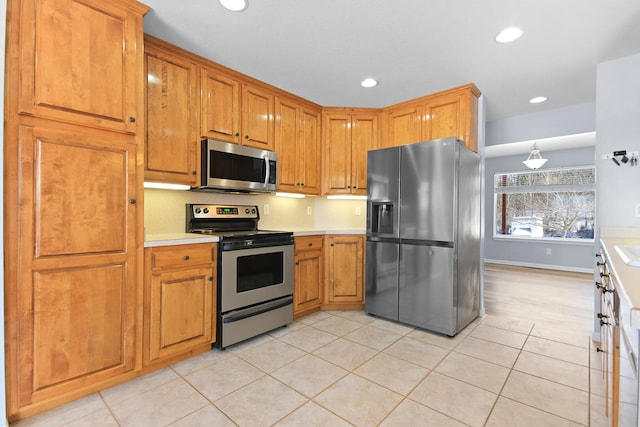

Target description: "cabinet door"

left=323, top=114, right=352, bottom=194
left=145, top=44, right=199, bottom=185
left=242, top=84, right=275, bottom=150
left=326, top=236, right=364, bottom=303
left=423, top=93, right=463, bottom=142
left=275, top=97, right=300, bottom=193
left=299, top=108, right=321, bottom=195
left=294, top=250, right=324, bottom=315
left=13, top=124, right=138, bottom=409
left=18, top=0, right=144, bottom=134
left=385, top=104, right=421, bottom=148
left=148, top=267, right=214, bottom=362
left=201, top=69, right=241, bottom=143
left=351, top=114, right=378, bottom=195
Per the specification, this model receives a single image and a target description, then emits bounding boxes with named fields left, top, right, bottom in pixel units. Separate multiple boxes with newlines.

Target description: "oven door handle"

left=263, top=154, right=270, bottom=188
left=222, top=296, right=293, bottom=323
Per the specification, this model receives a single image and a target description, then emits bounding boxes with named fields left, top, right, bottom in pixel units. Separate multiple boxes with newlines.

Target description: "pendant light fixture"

left=522, top=143, right=548, bottom=169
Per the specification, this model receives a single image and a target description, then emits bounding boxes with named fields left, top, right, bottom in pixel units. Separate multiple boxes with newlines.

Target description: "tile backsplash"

left=144, top=189, right=366, bottom=235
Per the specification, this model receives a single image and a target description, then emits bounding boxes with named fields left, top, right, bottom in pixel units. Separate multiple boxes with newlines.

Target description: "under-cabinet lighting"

left=529, top=96, right=548, bottom=104
left=326, top=195, right=367, bottom=200
left=144, top=182, right=191, bottom=191
left=361, top=78, right=378, bottom=88
left=275, top=192, right=305, bottom=198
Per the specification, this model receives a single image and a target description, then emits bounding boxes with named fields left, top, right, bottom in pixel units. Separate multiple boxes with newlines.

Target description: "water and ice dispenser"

left=371, top=202, right=395, bottom=234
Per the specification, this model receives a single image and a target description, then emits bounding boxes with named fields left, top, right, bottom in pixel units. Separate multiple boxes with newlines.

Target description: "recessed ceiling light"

left=495, top=27, right=523, bottom=43
left=361, top=78, right=378, bottom=88
left=219, top=0, right=248, bottom=12
left=529, top=96, right=548, bottom=104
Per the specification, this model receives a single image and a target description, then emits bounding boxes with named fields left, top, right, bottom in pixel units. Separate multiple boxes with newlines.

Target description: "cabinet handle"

left=596, top=347, right=604, bottom=353
left=600, top=319, right=611, bottom=326
left=600, top=272, right=609, bottom=278
left=129, top=116, right=136, bottom=123
left=595, top=281, right=603, bottom=290
left=184, top=255, right=190, bottom=261
left=597, top=313, right=609, bottom=319
left=597, top=261, right=606, bottom=266
left=595, top=253, right=603, bottom=258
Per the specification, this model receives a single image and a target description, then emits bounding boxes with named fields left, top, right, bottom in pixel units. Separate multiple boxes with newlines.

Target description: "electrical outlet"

left=263, top=204, right=269, bottom=215
left=636, top=203, right=640, bottom=218
left=355, top=206, right=362, bottom=216
left=546, top=248, right=552, bottom=255
left=307, top=206, right=312, bottom=215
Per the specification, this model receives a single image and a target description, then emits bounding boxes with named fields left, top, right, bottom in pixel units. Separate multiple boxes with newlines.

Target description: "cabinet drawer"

left=151, top=243, right=214, bottom=269
left=295, top=235, right=324, bottom=252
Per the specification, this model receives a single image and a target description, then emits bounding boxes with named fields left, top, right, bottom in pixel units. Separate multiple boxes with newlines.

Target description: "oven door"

left=220, top=243, right=294, bottom=312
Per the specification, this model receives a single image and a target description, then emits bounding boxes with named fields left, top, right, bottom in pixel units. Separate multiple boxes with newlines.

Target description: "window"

left=494, top=166, right=595, bottom=240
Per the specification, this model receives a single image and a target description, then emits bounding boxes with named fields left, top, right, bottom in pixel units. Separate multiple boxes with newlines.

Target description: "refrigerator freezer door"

left=367, top=147, right=400, bottom=239
left=365, top=241, right=399, bottom=321
left=399, top=243, right=455, bottom=335
left=400, top=138, right=456, bottom=243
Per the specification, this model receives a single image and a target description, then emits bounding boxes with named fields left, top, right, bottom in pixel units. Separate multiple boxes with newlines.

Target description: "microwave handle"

left=263, top=155, right=270, bottom=188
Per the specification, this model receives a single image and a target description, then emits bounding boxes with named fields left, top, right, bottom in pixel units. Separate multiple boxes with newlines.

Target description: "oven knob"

left=245, top=208, right=250, bottom=214
left=251, top=208, right=256, bottom=214
left=203, top=208, right=209, bottom=214
left=195, top=208, right=201, bottom=214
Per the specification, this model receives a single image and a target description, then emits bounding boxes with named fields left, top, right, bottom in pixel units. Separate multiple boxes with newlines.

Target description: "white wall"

left=595, top=54, right=640, bottom=230
left=484, top=103, right=596, bottom=272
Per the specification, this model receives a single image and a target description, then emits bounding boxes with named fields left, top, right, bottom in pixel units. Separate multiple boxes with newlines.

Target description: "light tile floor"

left=12, top=309, right=608, bottom=427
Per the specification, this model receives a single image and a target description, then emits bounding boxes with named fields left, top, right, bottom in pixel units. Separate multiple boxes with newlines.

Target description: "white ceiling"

left=142, top=0, right=640, bottom=121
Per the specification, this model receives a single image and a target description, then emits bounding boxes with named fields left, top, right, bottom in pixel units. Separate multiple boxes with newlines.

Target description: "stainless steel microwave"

left=196, top=139, right=278, bottom=193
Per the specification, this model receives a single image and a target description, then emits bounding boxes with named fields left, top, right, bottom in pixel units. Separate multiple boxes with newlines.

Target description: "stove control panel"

left=189, top=204, right=259, bottom=219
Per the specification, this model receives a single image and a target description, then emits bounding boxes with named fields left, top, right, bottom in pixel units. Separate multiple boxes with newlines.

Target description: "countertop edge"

left=600, top=237, right=640, bottom=328
left=144, top=230, right=366, bottom=246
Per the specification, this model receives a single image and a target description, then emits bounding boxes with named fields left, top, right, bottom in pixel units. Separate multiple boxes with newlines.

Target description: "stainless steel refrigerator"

left=365, top=137, right=480, bottom=336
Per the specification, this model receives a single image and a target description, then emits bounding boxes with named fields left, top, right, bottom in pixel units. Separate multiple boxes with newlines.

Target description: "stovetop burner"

left=186, top=204, right=293, bottom=244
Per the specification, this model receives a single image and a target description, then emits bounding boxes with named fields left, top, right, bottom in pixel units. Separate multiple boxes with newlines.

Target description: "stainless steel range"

left=186, top=204, right=294, bottom=348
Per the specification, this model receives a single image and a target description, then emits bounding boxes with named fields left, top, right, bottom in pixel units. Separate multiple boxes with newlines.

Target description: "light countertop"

left=145, top=229, right=365, bottom=247
left=600, top=236, right=640, bottom=328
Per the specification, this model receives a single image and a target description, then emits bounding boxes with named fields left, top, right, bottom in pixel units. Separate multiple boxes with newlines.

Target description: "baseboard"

left=484, top=258, right=594, bottom=274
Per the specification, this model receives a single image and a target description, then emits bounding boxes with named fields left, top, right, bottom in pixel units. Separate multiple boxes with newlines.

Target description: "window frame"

left=493, top=165, right=596, bottom=244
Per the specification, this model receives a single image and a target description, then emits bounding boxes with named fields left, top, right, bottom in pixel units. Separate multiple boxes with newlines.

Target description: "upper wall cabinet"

left=18, top=0, right=145, bottom=134
left=323, top=109, right=379, bottom=195
left=145, top=37, right=199, bottom=185
left=382, top=83, right=480, bottom=152
left=201, top=69, right=275, bottom=151
left=275, top=96, right=322, bottom=195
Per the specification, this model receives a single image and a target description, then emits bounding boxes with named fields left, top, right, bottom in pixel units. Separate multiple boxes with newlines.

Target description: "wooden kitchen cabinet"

left=17, top=0, right=145, bottom=134
left=275, top=96, right=322, bottom=195
left=323, top=109, right=379, bottom=195
left=201, top=68, right=275, bottom=150
left=145, top=36, right=200, bottom=185
left=144, top=243, right=217, bottom=367
left=382, top=83, right=480, bottom=152
left=324, top=235, right=365, bottom=310
left=4, top=0, right=148, bottom=420
left=293, top=236, right=324, bottom=318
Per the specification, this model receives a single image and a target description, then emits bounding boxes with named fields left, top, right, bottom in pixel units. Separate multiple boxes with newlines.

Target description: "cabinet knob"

left=129, top=117, right=136, bottom=123
left=301, top=183, right=305, bottom=186
left=184, top=255, right=190, bottom=261
left=208, top=277, right=214, bottom=282
left=129, top=199, right=137, bottom=205
left=308, top=243, right=313, bottom=247
left=235, top=132, right=240, bottom=137
left=245, top=134, right=249, bottom=139
left=192, top=170, right=197, bottom=175
left=596, top=347, right=604, bottom=353
left=330, top=243, right=334, bottom=247
left=600, top=319, right=611, bottom=327
left=295, top=261, right=299, bottom=265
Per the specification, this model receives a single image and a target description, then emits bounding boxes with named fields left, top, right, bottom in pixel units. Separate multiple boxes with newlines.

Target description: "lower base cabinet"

left=144, top=243, right=217, bottom=368
left=323, top=234, right=365, bottom=310
left=293, top=236, right=324, bottom=318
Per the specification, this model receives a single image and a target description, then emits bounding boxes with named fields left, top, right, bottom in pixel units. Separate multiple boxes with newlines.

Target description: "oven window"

left=236, top=252, right=283, bottom=292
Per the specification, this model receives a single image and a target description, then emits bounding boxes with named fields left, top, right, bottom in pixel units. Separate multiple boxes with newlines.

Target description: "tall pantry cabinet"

left=3, top=0, right=149, bottom=421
